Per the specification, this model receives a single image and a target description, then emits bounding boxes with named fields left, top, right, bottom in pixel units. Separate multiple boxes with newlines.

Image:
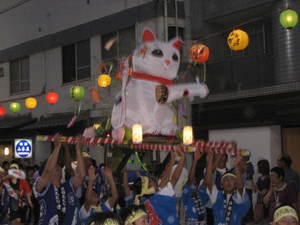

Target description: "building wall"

left=209, top=126, right=282, bottom=172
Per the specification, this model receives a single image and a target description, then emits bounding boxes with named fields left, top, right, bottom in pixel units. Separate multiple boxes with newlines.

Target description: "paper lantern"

left=227, top=29, right=249, bottom=51
left=91, top=88, right=100, bottom=103
left=132, top=124, right=143, bottom=144
left=98, top=74, right=111, bottom=88
left=4, top=147, right=9, bottom=156
left=189, top=43, right=210, bottom=63
left=46, top=92, right=59, bottom=104
left=280, top=9, right=298, bottom=29
left=25, top=97, right=37, bottom=109
left=183, top=126, right=193, bottom=145
left=70, top=85, right=85, bottom=101
left=9, top=102, right=21, bottom=113
left=0, top=106, right=6, bottom=117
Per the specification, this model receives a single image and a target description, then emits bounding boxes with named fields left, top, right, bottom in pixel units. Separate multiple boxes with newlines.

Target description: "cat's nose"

left=165, top=59, right=171, bottom=65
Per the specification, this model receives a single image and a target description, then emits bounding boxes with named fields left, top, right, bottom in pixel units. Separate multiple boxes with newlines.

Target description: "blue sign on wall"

left=14, top=139, right=32, bottom=158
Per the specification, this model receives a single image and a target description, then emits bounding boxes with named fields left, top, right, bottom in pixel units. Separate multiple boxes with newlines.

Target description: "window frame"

left=10, top=56, right=30, bottom=95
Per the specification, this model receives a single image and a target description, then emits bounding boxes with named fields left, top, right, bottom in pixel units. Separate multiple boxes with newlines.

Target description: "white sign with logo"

left=14, top=139, right=32, bottom=158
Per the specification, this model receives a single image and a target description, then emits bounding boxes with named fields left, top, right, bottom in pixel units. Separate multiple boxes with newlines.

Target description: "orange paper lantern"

left=98, top=74, right=111, bottom=88
left=25, top=97, right=38, bottom=109
left=91, top=88, right=100, bottom=103
left=46, top=92, right=59, bottom=104
left=189, top=43, right=210, bottom=63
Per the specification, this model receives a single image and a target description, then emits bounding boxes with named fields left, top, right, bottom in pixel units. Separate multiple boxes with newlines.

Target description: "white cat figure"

left=111, top=28, right=209, bottom=138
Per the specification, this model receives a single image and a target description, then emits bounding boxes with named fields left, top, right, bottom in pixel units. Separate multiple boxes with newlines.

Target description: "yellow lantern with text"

left=98, top=74, right=111, bottom=88
left=183, top=126, right=193, bottom=145
left=132, top=124, right=143, bottom=144
left=25, top=97, right=38, bottom=109
left=227, top=29, right=249, bottom=51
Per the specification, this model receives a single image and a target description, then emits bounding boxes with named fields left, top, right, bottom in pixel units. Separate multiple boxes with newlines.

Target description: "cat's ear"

left=170, top=38, right=184, bottom=50
left=142, top=28, right=156, bottom=42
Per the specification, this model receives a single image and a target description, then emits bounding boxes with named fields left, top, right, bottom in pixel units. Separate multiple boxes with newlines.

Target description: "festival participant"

left=263, top=167, right=297, bottom=221
left=87, top=212, right=120, bottom=225
left=121, top=205, right=149, bottom=225
left=33, top=133, right=85, bottom=225
left=131, top=150, right=185, bottom=225
left=8, top=163, right=33, bottom=225
left=213, top=154, right=229, bottom=190
left=182, top=151, right=209, bottom=225
left=205, top=151, right=251, bottom=225
left=272, top=205, right=299, bottom=225
left=79, top=165, right=119, bottom=224
left=0, top=167, right=10, bottom=225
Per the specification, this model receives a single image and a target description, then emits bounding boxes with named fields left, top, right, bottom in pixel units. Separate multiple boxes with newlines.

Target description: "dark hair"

left=271, top=167, right=285, bottom=181
left=88, top=212, right=119, bottom=225
left=120, top=205, right=147, bottom=225
left=279, top=155, right=292, bottom=168
left=257, top=159, right=270, bottom=175
left=2, top=161, right=9, bottom=167
left=132, top=177, right=142, bottom=195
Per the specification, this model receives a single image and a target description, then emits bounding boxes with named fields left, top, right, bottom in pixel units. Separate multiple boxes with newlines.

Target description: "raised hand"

left=194, top=150, right=202, bottom=162
left=53, top=133, right=62, bottom=149
left=103, top=167, right=113, bottom=179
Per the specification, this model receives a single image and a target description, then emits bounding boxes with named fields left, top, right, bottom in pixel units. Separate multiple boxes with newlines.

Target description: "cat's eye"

left=172, top=54, right=179, bottom=61
left=151, top=49, right=164, bottom=57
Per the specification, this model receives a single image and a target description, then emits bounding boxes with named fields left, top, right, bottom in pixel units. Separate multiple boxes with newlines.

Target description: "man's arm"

left=84, top=166, right=98, bottom=211
left=170, top=150, right=186, bottom=187
left=72, top=139, right=86, bottom=190
left=205, top=150, right=214, bottom=193
left=233, top=156, right=245, bottom=195
left=159, top=152, right=176, bottom=189
left=188, top=151, right=202, bottom=184
left=104, top=168, right=119, bottom=209
left=35, top=133, right=62, bottom=193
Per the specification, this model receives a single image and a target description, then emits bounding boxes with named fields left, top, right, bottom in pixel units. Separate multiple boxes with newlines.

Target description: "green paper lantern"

left=280, top=9, right=298, bottom=29
left=70, top=85, right=85, bottom=101
left=9, top=102, right=21, bottom=113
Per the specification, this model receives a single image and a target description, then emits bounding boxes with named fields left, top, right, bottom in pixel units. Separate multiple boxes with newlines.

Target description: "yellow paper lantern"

left=132, top=124, right=143, bottom=144
left=227, top=29, right=249, bottom=51
left=25, top=97, right=37, bottom=109
left=183, top=126, right=193, bottom=145
left=98, top=74, right=112, bottom=88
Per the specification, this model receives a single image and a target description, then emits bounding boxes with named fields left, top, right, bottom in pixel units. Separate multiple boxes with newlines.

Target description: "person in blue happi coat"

left=205, top=150, right=250, bottom=225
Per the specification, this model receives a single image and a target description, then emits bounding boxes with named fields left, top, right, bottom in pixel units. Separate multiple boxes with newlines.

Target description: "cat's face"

left=132, top=28, right=183, bottom=80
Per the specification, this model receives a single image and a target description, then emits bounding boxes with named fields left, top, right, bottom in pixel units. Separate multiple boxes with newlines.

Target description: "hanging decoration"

left=25, top=97, right=38, bottom=109
left=183, top=126, right=193, bottom=145
left=132, top=124, right=143, bottom=144
left=280, top=9, right=298, bottom=29
left=91, top=87, right=100, bottom=103
left=9, top=102, right=21, bottom=113
left=46, top=92, right=59, bottom=105
left=227, top=29, right=249, bottom=51
left=98, top=74, right=112, bottom=88
left=189, top=43, right=210, bottom=63
left=70, top=85, right=85, bottom=101
left=0, top=105, right=6, bottom=117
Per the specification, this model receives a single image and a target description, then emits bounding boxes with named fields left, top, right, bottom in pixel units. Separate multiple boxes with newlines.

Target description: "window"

left=0, top=67, right=4, bottom=78
left=101, top=26, right=135, bottom=62
left=168, top=26, right=184, bottom=41
left=62, top=39, right=90, bottom=84
left=10, top=57, right=30, bottom=95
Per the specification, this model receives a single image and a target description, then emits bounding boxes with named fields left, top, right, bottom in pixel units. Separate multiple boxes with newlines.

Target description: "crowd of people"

left=0, top=133, right=299, bottom=225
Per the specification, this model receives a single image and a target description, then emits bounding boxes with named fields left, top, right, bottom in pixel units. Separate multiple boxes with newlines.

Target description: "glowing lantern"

left=46, top=92, right=59, bottom=104
left=132, top=124, right=143, bottom=144
left=25, top=97, right=37, bottom=109
left=9, top=102, right=21, bottom=113
left=0, top=106, right=6, bottom=117
left=189, top=43, right=210, bottom=63
left=91, top=88, right=100, bottom=103
left=280, top=9, right=298, bottom=29
left=70, top=85, right=85, bottom=101
left=4, top=147, right=9, bottom=156
left=98, top=74, right=111, bottom=88
left=227, top=29, right=249, bottom=51
left=183, top=126, right=193, bottom=145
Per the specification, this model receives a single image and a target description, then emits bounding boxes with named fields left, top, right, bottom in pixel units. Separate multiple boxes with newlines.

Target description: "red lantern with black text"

left=46, top=92, right=59, bottom=105
left=189, top=43, right=210, bottom=63
left=0, top=106, right=6, bottom=117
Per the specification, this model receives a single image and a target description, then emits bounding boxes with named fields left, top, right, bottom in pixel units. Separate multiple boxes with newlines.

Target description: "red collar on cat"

left=131, top=71, right=173, bottom=86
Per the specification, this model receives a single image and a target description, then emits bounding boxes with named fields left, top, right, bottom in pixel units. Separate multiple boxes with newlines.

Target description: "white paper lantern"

left=132, top=124, right=143, bottom=144
left=183, top=126, right=193, bottom=145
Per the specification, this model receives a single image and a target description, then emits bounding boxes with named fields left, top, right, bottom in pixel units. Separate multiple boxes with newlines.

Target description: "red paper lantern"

left=0, top=105, right=6, bottom=117
left=46, top=92, right=59, bottom=104
left=189, top=43, right=210, bottom=63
